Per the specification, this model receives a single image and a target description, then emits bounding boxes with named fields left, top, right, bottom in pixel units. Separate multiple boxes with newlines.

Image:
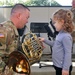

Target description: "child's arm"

left=39, top=37, right=54, bottom=47
left=62, top=35, right=72, bottom=71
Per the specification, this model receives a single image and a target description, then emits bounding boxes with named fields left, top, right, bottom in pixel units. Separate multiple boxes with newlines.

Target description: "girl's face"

left=53, top=19, right=64, bottom=32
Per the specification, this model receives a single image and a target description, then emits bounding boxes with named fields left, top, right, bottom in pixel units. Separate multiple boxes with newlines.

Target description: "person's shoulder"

left=0, top=20, right=16, bottom=32
left=62, top=32, right=72, bottom=41
left=1, top=20, right=13, bottom=26
left=59, top=31, right=71, bottom=39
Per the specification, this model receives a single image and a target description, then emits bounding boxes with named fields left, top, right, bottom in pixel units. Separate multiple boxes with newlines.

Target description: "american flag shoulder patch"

left=0, top=34, right=4, bottom=38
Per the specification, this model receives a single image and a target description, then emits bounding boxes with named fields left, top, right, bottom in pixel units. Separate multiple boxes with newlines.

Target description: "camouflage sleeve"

left=0, top=21, right=20, bottom=75
left=0, top=66, right=14, bottom=75
left=0, top=57, right=6, bottom=73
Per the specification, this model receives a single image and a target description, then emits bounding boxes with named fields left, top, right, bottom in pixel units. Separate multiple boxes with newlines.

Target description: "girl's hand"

left=38, top=37, right=45, bottom=42
left=38, top=37, right=45, bottom=48
left=62, top=70, right=69, bottom=75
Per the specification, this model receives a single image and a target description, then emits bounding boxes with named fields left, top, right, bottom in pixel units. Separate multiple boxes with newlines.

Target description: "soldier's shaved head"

left=11, top=3, right=30, bottom=15
left=10, top=3, right=30, bottom=29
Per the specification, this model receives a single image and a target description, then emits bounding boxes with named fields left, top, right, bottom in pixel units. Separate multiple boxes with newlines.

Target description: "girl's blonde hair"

left=53, top=9, right=74, bottom=33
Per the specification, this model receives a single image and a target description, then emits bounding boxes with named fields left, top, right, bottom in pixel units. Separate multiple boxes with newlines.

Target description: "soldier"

left=0, top=3, right=30, bottom=75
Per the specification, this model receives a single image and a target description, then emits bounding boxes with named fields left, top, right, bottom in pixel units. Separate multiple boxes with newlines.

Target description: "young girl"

left=39, top=9, right=74, bottom=75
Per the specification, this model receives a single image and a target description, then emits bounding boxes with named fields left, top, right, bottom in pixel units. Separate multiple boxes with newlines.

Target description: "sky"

left=49, top=0, right=72, bottom=6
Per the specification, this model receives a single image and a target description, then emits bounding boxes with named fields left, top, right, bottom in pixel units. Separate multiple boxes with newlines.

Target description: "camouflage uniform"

left=0, top=20, right=20, bottom=75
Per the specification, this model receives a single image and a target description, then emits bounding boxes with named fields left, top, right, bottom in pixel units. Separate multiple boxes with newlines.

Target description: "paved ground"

left=31, top=64, right=75, bottom=75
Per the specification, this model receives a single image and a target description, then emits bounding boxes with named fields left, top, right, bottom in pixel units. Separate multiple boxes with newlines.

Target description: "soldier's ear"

left=16, top=12, right=21, bottom=19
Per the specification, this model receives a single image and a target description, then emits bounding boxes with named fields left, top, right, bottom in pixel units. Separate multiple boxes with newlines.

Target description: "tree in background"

left=0, top=0, right=60, bottom=6
left=50, top=0, right=61, bottom=6
left=25, top=0, right=60, bottom=6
